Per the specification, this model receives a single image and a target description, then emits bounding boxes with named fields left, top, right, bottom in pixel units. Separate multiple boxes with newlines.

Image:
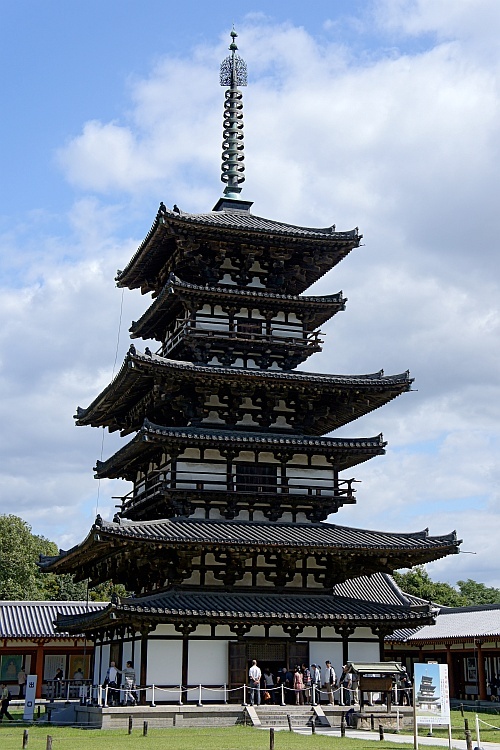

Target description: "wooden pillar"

left=446, top=645, right=456, bottom=699
left=34, top=641, right=45, bottom=698
left=476, top=642, right=487, bottom=701
left=139, top=629, right=149, bottom=706
left=182, top=636, right=189, bottom=693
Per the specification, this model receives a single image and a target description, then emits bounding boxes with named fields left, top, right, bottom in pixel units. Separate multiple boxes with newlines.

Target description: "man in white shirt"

left=322, top=660, right=336, bottom=705
left=248, top=660, right=262, bottom=706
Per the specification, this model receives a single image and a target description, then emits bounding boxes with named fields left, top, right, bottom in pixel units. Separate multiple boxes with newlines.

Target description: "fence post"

left=128, top=715, right=133, bottom=735
left=178, top=684, right=183, bottom=706
left=151, top=684, right=156, bottom=708
left=312, top=721, right=316, bottom=735
left=311, top=684, right=316, bottom=706
left=243, top=683, right=247, bottom=706
left=270, top=727, right=275, bottom=750
left=281, top=683, right=285, bottom=706
left=143, top=720, right=148, bottom=736
left=370, top=714, right=375, bottom=731
left=341, top=712, right=346, bottom=737
left=198, top=683, right=203, bottom=707
left=23, top=729, right=29, bottom=748
left=287, top=714, right=293, bottom=732
left=224, top=683, right=228, bottom=704
left=379, top=724, right=385, bottom=741
left=46, top=737, right=53, bottom=750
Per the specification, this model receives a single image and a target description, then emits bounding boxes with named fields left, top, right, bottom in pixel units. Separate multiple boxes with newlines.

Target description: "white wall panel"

left=309, top=641, right=343, bottom=677
left=348, top=639, right=380, bottom=664
left=147, top=639, right=181, bottom=685
left=188, top=640, right=228, bottom=685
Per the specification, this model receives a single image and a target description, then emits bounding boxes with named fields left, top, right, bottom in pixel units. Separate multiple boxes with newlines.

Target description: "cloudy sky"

left=1, top=1, right=499, bottom=587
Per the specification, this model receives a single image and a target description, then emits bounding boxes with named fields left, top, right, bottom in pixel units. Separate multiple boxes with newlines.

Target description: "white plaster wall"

left=188, top=640, right=228, bottom=684
left=122, top=641, right=133, bottom=666
left=176, top=461, right=226, bottom=490
left=147, top=639, right=182, bottom=685
left=93, top=644, right=102, bottom=684
left=100, top=644, right=110, bottom=684
left=348, top=640, right=380, bottom=664
left=309, top=641, right=343, bottom=676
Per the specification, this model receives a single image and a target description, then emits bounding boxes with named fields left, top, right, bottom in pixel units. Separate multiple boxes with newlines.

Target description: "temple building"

left=40, top=31, right=460, bottom=700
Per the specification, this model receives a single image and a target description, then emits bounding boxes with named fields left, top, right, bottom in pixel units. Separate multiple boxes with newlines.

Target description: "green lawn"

left=1, top=709, right=499, bottom=750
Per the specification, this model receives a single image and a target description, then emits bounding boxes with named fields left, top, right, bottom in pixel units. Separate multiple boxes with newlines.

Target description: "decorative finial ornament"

left=219, top=28, right=247, bottom=197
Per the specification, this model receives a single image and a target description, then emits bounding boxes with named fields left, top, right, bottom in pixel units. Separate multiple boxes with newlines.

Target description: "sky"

left=1, top=0, right=499, bottom=588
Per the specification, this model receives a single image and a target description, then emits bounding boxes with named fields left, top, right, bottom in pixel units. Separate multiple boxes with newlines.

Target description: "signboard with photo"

left=414, top=662, right=450, bottom=726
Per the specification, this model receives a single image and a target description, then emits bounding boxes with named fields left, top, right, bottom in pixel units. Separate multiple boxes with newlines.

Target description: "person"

left=294, top=665, right=304, bottom=705
left=73, top=668, right=84, bottom=683
left=340, top=665, right=352, bottom=706
left=0, top=683, right=13, bottom=722
left=54, top=667, right=64, bottom=699
left=276, top=667, right=287, bottom=703
left=104, top=661, right=119, bottom=706
left=323, top=660, right=336, bottom=705
left=248, top=660, right=261, bottom=706
left=399, top=672, right=412, bottom=706
left=490, top=674, right=499, bottom=702
left=17, top=666, right=27, bottom=698
left=120, top=661, right=137, bottom=706
left=302, top=663, right=311, bottom=704
left=263, top=667, right=276, bottom=704
left=310, top=664, right=321, bottom=704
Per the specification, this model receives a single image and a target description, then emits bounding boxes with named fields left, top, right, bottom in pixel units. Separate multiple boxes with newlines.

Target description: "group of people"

left=103, top=661, right=137, bottom=706
left=248, top=660, right=355, bottom=706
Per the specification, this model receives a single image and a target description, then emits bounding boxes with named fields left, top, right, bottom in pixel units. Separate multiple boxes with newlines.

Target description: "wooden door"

left=228, top=642, right=247, bottom=702
left=287, top=642, right=309, bottom=669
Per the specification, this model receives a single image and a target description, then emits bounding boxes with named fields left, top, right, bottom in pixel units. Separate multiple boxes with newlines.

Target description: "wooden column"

left=446, top=644, right=456, bottom=699
left=34, top=641, right=46, bottom=698
left=182, top=636, right=189, bottom=693
left=139, top=628, right=150, bottom=706
left=476, top=641, right=487, bottom=701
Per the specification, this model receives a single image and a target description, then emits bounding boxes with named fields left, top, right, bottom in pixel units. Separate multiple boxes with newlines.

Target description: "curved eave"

left=53, top=590, right=434, bottom=635
left=130, top=278, right=346, bottom=341
left=95, top=422, right=386, bottom=480
left=116, top=204, right=361, bottom=292
left=39, top=517, right=461, bottom=577
left=75, top=349, right=413, bottom=434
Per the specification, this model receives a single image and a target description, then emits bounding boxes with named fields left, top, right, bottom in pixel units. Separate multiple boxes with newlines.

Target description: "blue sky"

left=1, top=1, right=500, bottom=587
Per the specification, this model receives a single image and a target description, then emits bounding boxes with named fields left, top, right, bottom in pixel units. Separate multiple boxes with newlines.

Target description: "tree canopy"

left=393, top=566, right=500, bottom=607
left=0, top=514, right=125, bottom=601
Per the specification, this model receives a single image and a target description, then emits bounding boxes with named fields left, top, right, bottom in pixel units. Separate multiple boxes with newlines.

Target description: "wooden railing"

left=162, top=317, right=323, bottom=356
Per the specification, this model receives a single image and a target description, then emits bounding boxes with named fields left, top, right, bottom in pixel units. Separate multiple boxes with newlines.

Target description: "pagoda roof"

left=39, top=516, right=460, bottom=577
left=75, top=347, right=412, bottom=436
left=52, top=586, right=434, bottom=635
left=130, top=275, right=346, bottom=341
left=116, top=203, right=361, bottom=294
left=95, top=420, right=386, bottom=479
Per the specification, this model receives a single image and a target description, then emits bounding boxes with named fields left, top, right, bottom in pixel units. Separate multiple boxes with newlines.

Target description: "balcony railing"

left=162, top=316, right=323, bottom=357
left=118, top=473, right=357, bottom=515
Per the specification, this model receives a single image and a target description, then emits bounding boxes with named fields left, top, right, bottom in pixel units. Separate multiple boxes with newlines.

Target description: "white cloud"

left=3, top=9, right=500, bottom=589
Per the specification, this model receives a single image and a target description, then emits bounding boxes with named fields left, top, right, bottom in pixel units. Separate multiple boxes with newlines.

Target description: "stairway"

left=253, top=705, right=318, bottom=728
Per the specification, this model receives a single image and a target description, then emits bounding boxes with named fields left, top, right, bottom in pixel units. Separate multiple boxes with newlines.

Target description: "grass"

left=412, top=708, right=500, bottom=743
left=0, top=709, right=499, bottom=750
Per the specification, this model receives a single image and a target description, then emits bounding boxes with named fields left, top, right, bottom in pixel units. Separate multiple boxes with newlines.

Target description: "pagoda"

left=41, top=31, right=460, bottom=699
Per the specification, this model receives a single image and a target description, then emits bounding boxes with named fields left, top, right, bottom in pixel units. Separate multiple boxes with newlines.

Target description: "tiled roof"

left=54, top=588, right=433, bottom=633
left=39, top=517, right=460, bottom=576
left=389, top=605, right=500, bottom=643
left=333, top=573, right=411, bottom=607
left=95, top=421, right=386, bottom=478
left=130, top=276, right=346, bottom=338
left=115, top=204, right=361, bottom=295
left=75, top=347, right=412, bottom=434
left=73, top=516, right=459, bottom=551
left=0, top=601, right=106, bottom=639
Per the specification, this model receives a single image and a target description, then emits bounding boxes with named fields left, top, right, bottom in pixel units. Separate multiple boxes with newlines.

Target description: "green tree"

left=393, top=566, right=467, bottom=607
left=456, top=579, right=500, bottom=605
left=0, top=514, right=58, bottom=599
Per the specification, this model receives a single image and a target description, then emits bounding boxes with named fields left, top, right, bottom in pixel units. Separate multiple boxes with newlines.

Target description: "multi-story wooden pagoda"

left=41, top=31, right=460, bottom=699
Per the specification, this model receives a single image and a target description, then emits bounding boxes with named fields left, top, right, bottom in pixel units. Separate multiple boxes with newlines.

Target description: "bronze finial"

left=219, top=29, right=247, bottom=197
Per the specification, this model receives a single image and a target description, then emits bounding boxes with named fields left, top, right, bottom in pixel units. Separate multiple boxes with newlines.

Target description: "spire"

left=213, top=29, right=253, bottom=212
